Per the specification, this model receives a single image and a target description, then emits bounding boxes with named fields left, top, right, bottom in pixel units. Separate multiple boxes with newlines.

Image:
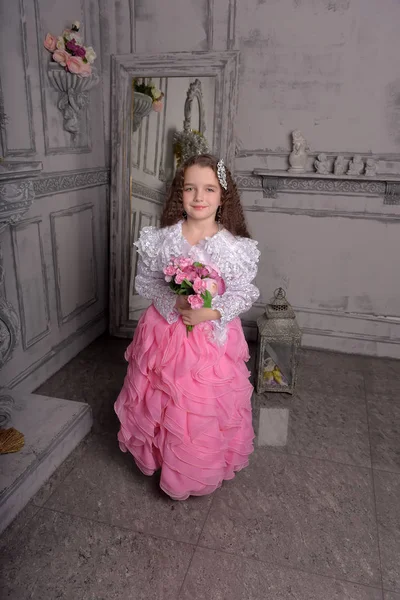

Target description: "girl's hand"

left=178, top=307, right=221, bottom=327
left=175, top=296, right=190, bottom=310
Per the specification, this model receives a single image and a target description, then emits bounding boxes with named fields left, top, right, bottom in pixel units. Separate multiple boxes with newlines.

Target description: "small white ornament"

left=347, top=155, right=364, bottom=176
left=288, top=130, right=309, bottom=173
left=333, top=155, right=346, bottom=176
left=365, top=158, right=377, bottom=177
left=314, top=153, right=330, bottom=175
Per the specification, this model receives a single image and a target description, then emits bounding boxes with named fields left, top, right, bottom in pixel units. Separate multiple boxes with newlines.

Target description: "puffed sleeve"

left=211, top=237, right=260, bottom=328
left=134, top=226, right=178, bottom=324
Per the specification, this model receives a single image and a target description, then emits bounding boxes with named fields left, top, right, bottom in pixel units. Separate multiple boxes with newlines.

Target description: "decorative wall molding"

left=11, top=217, right=51, bottom=350
left=0, top=180, right=36, bottom=231
left=143, top=79, right=162, bottom=177
left=0, top=0, right=36, bottom=157
left=33, top=168, right=110, bottom=198
left=236, top=171, right=387, bottom=197
left=236, top=170, right=400, bottom=208
left=132, top=181, right=165, bottom=205
left=0, top=245, right=20, bottom=368
left=50, top=203, right=98, bottom=326
left=207, top=0, right=214, bottom=50
left=227, top=0, right=237, bottom=50
left=384, top=182, right=400, bottom=205
left=0, top=163, right=42, bottom=375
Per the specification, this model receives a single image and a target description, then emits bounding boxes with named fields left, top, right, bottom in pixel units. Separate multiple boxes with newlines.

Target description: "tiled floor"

left=1, top=335, right=400, bottom=599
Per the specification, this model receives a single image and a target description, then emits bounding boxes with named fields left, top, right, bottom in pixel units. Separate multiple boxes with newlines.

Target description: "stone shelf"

left=252, top=169, right=400, bottom=204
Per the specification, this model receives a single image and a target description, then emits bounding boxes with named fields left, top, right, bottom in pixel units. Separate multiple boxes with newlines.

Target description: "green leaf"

left=202, top=290, right=212, bottom=309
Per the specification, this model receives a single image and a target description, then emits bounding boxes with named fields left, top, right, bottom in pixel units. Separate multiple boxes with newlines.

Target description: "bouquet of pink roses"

left=163, top=257, right=225, bottom=334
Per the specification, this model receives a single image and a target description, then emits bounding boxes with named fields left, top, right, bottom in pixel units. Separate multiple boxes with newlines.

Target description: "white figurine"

left=288, top=130, right=309, bottom=173
left=347, top=155, right=364, bottom=176
left=334, top=155, right=346, bottom=176
left=314, top=153, right=330, bottom=175
left=365, top=158, right=377, bottom=177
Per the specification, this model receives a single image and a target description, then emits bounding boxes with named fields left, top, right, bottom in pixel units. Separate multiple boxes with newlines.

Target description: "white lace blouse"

left=134, top=221, right=260, bottom=343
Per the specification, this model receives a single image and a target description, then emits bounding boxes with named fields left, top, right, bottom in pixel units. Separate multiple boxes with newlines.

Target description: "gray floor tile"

left=300, top=348, right=369, bottom=372
left=296, top=364, right=365, bottom=397
left=0, top=501, right=40, bottom=553
left=367, top=392, right=400, bottom=474
left=32, top=435, right=93, bottom=507
left=75, top=334, right=130, bottom=364
left=364, top=360, right=400, bottom=396
left=253, top=388, right=371, bottom=467
left=199, top=451, right=380, bottom=586
left=0, top=508, right=194, bottom=600
left=35, top=359, right=127, bottom=435
left=374, top=470, right=400, bottom=592
left=384, top=593, right=400, bottom=600
left=180, top=546, right=383, bottom=600
left=44, top=433, right=213, bottom=545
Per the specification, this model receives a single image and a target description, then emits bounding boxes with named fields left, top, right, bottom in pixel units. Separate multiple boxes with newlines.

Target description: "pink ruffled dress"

left=114, top=222, right=260, bottom=500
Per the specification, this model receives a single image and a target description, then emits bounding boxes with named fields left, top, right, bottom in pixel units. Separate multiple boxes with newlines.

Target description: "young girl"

left=114, top=154, right=260, bottom=501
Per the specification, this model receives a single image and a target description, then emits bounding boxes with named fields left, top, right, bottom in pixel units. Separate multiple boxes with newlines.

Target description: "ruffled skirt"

left=114, top=305, right=254, bottom=500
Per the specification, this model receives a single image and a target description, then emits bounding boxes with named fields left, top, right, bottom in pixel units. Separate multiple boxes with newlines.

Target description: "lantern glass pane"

left=262, top=341, right=293, bottom=389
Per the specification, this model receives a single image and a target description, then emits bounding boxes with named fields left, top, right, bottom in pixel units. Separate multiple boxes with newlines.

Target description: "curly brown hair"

left=160, top=154, right=251, bottom=238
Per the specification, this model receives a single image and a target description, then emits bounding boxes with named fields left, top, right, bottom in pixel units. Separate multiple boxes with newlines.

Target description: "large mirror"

left=109, top=52, right=239, bottom=337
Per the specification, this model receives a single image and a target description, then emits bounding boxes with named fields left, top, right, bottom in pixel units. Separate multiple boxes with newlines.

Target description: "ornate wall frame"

left=109, top=51, right=239, bottom=337
left=183, top=78, right=206, bottom=134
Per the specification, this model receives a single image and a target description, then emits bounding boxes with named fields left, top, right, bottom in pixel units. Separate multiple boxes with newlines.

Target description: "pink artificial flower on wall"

left=53, top=49, right=70, bottom=67
left=152, top=100, right=163, bottom=113
left=44, top=33, right=57, bottom=52
left=67, top=56, right=92, bottom=77
left=78, top=61, right=92, bottom=77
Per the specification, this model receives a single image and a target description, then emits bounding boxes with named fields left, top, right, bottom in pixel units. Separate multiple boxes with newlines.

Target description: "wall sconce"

left=47, top=63, right=99, bottom=137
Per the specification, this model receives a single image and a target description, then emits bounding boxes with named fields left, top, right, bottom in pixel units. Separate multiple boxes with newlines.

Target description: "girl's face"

left=182, top=165, right=222, bottom=223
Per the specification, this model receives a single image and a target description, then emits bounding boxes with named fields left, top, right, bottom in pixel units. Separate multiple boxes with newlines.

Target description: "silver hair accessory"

left=217, top=159, right=228, bottom=190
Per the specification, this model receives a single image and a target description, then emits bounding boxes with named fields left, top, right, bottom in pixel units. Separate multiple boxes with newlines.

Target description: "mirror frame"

left=183, top=78, right=206, bottom=134
left=109, top=51, right=240, bottom=337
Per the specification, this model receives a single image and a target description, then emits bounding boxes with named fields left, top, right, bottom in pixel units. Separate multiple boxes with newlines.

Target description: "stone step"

left=0, top=393, right=92, bottom=535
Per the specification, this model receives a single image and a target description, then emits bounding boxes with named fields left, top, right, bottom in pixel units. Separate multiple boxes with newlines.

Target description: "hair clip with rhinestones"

left=217, top=159, right=228, bottom=190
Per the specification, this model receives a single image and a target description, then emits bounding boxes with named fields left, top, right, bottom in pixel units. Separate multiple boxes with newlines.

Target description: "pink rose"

left=80, top=62, right=92, bottom=77
left=164, top=265, right=177, bottom=277
left=177, top=258, right=193, bottom=269
left=53, top=49, right=70, bottom=67
left=174, top=269, right=186, bottom=285
left=188, top=294, right=204, bottom=309
left=204, top=278, right=218, bottom=297
left=44, top=33, right=57, bottom=52
left=184, top=268, right=197, bottom=282
left=193, top=277, right=207, bottom=294
left=152, top=100, right=163, bottom=112
left=66, top=56, right=92, bottom=77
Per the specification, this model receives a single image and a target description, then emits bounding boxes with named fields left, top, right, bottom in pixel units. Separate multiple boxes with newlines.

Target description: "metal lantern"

left=256, top=288, right=302, bottom=395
